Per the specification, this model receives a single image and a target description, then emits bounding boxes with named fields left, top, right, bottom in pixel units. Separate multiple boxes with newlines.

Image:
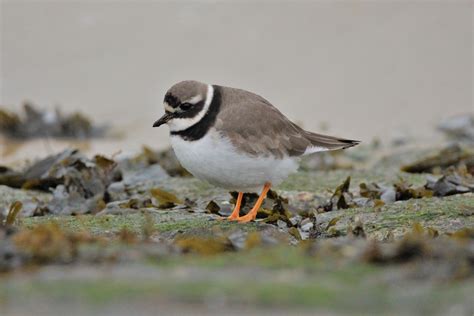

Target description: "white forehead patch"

left=168, top=84, right=214, bottom=132
left=185, top=95, right=203, bottom=105
left=164, top=102, right=176, bottom=113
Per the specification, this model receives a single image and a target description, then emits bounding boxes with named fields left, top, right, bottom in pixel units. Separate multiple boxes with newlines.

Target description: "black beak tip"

left=153, top=113, right=172, bottom=128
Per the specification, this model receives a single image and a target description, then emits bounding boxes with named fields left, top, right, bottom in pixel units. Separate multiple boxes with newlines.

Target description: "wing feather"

left=215, top=86, right=359, bottom=158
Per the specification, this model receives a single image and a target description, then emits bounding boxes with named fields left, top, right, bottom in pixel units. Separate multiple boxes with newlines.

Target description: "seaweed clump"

left=401, top=144, right=474, bottom=175
left=0, top=103, right=107, bottom=139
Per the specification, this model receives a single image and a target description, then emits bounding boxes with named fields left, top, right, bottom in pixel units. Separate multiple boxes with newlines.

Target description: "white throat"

left=168, top=84, right=214, bottom=132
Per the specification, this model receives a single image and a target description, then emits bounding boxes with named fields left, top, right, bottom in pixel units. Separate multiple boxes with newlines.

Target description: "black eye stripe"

left=180, top=103, right=192, bottom=110
left=173, top=100, right=205, bottom=119
left=164, top=93, right=179, bottom=108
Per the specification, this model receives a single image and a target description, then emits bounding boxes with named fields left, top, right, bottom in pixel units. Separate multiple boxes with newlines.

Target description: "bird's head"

left=153, top=80, right=213, bottom=132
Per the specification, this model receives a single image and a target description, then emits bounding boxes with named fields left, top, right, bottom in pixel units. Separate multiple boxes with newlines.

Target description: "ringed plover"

left=153, top=81, right=359, bottom=222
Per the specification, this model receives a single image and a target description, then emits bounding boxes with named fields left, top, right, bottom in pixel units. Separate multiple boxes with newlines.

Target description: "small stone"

left=298, top=228, right=309, bottom=240
left=227, top=230, right=247, bottom=250
left=353, top=197, right=370, bottom=207
left=300, top=220, right=314, bottom=232
left=277, top=220, right=288, bottom=229
left=289, top=215, right=302, bottom=226
left=380, top=187, right=396, bottom=203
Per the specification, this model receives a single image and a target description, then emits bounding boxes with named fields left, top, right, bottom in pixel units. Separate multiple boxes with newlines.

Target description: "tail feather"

left=303, top=131, right=360, bottom=154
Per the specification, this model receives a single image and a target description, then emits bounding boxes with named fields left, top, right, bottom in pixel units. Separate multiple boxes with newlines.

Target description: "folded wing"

left=215, top=86, right=359, bottom=158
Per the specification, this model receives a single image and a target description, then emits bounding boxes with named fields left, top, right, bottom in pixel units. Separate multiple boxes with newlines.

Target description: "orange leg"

left=227, top=192, right=243, bottom=221
left=237, top=183, right=271, bottom=223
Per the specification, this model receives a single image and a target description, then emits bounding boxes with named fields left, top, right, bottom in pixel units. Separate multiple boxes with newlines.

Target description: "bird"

left=153, top=80, right=360, bottom=223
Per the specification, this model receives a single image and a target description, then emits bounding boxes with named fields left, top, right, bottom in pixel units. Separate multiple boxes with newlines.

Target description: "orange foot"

left=227, top=192, right=243, bottom=221
left=238, top=183, right=271, bottom=223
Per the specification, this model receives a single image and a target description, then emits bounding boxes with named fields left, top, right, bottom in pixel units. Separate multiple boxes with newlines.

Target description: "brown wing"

left=214, top=86, right=359, bottom=158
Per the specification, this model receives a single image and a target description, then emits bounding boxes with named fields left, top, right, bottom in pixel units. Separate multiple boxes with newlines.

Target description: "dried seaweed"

left=174, top=236, right=234, bottom=255
left=150, top=188, right=183, bottom=209
left=362, top=223, right=442, bottom=264
left=0, top=149, right=118, bottom=192
left=131, top=146, right=190, bottom=177
left=394, top=180, right=433, bottom=200
left=447, top=227, right=474, bottom=240
left=325, top=217, right=340, bottom=230
left=0, top=109, right=21, bottom=133
left=401, top=144, right=474, bottom=175
left=347, top=217, right=366, bottom=238
left=10, top=222, right=103, bottom=265
left=319, top=177, right=356, bottom=212
left=244, top=232, right=263, bottom=249
left=425, top=167, right=474, bottom=197
left=357, top=168, right=472, bottom=204
left=5, top=201, right=22, bottom=226
left=205, top=201, right=221, bottom=215
left=141, top=211, right=156, bottom=241
left=0, top=149, right=118, bottom=215
left=118, top=227, right=138, bottom=244
left=288, top=227, right=302, bottom=240
left=0, top=103, right=107, bottom=139
left=0, top=148, right=185, bottom=216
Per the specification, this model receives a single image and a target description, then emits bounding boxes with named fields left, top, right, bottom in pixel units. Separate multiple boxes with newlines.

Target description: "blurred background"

left=1, top=1, right=472, bottom=162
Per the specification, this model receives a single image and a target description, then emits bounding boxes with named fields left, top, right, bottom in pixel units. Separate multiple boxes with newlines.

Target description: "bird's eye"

left=180, top=103, right=192, bottom=111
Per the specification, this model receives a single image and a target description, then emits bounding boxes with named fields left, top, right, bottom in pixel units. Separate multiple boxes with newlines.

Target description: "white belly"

left=170, top=129, right=299, bottom=192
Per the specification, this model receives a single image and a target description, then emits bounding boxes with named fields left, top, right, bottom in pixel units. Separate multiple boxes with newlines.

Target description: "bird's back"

left=215, top=85, right=359, bottom=158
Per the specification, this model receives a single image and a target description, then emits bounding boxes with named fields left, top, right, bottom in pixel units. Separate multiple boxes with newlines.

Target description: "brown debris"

left=362, top=225, right=439, bottom=264
left=205, top=200, right=221, bottom=215
left=394, top=180, right=433, bottom=200
left=0, top=149, right=119, bottom=215
left=447, top=227, right=474, bottom=240
left=174, top=236, right=234, bottom=255
left=132, top=146, right=190, bottom=177
left=425, top=167, right=474, bottom=197
left=318, top=177, right=356, bottom=212
left=150, top=188, right=183, bottom=209
left=118, top=227, right=138, bottom=244
left=245, top=231, right=263, bottom=249
left=5, top=201, right=23, bottom=226
left=0, top=149, right=118, bottom=192
left=347, top=217, right=366, bottom=238
left=11, top=222, right=101, bottom=264
left=141, top=211, right=156, bottom=241
left=357, top=168, right=472, bottom=205
left=401, top=144, right=474, bottom=175
left=226, top=190, right=294, bottom=224
left=0, top=103, right=107, bottom=139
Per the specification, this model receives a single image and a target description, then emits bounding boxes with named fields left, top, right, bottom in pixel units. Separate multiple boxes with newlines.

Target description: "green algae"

left=19, top=212, right=259, bottom=237
left=278, top=169, right=427, bottom=193
left=319, top=193, right=474, bottom=239
left=19, top=192, right=474, bottom=241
